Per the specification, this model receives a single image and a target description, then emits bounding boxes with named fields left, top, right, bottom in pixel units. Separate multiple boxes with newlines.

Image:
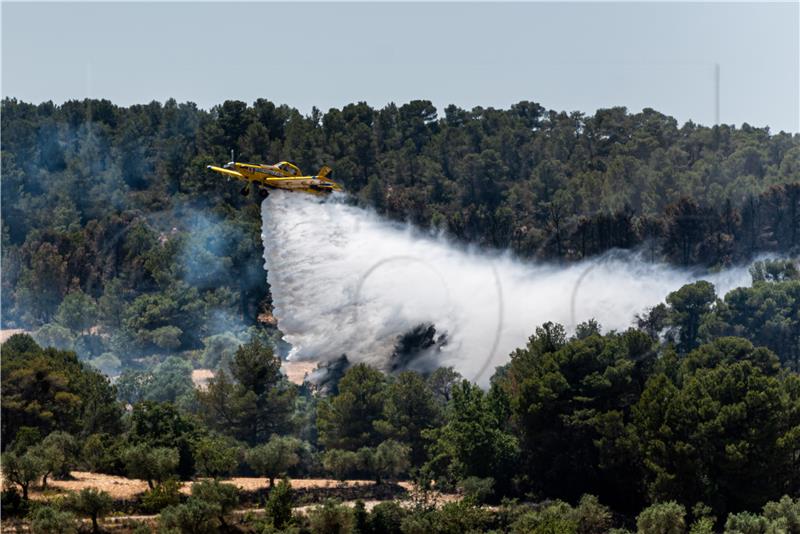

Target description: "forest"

left=1, top=97, right=799, bottom=532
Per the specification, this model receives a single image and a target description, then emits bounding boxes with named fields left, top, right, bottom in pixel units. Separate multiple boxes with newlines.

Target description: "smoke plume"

left=262, top=191, right=754, bottom=383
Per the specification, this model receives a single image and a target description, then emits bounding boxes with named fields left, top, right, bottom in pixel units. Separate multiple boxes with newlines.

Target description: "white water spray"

left=262, top=191, right=753, bottom=382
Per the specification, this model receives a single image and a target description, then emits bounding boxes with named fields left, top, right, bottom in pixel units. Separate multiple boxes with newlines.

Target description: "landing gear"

left=259, top=188, right=269, bottom=199
left=240, top=186, right=250, bottom=196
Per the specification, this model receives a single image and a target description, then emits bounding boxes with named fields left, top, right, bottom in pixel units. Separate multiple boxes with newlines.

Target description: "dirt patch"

left=282, top=360, right=318, bottom=385
left=31, top=472, right=149, bottom=500
left=29, top=473, right=378, bottom=501
left=192, top=362, right=317, bottom=387
left=0, top=329, right=27, bottom=344
left=191, top=369, right=215, bottom=390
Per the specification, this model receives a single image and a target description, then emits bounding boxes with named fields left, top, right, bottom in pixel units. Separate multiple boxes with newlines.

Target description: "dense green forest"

left=2, top=97, right=799, bottom=372
left=2, top=263, right=799, bottom=531
left=1, top=97, right=799, bottom=532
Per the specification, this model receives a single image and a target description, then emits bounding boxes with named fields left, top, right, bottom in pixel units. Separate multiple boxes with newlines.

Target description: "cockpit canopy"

left=276, top=161, right=301, bottom=176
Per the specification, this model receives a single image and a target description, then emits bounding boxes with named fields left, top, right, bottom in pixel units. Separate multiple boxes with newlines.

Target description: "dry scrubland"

left=4, top=473, right=433, bottom=533
left=26, top=472, right=395, bottom=501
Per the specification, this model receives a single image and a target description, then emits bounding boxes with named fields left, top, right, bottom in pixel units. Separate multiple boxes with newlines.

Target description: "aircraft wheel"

left=259, top=188, right=269, bottom=199
left=240, top=186, right=250, bottom=196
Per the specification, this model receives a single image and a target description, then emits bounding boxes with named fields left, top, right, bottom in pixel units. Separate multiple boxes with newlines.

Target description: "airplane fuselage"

left=207, top=160, right=342, bottom=196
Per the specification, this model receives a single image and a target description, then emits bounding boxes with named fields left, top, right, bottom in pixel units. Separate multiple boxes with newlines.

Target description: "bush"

left=1, top=487, right=26, bottom=517
left=367, top=501, right=408, bottom=534
left=637, top=502, right=686, bottom=534
left=65, top=488, right=113, bottom=533
left=397, top=500, right=495, bottom=534
left=81, top=433, right=123, bottom=473
left=458, top=476, right=495, bottom=505
left=159, top=499, right=219, bottom=534
left=724, top=512, right=770, bottom=534
left=266, top=478, right=295, bottom=529
left=29, top=505, right=79, bottom=534
left=689, top=517, right=715, bottom=534
left=511, top=500, right=579, bottom=534
left=190, top=479, right=239, bottom=526
left=354, top=500, right=368, bottom=534
left=308, top=500, right=354, bottom=534
left=762, top=495, right=800, bottom=533
left=575, top=495, right=613, bottom=534
left=131, top=523, right=153, bottom=534
left=141, top=479, right=183, bottom=514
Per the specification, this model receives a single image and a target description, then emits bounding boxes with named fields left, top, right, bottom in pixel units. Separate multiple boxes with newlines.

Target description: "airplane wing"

left=264, top=176, right=307, bottom=182
left=207, top=165, right=245, bottom=179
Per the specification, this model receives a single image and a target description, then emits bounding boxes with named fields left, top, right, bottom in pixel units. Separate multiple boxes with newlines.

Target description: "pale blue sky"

left=2, top=2, right=798, bottom=132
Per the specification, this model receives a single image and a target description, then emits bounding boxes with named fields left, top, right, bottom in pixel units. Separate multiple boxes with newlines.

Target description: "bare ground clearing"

left=28, top=472, right=392, bottom=501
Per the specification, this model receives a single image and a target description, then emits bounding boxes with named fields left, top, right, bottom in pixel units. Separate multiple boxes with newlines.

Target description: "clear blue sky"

left=2, top=2, right=798, bottom=132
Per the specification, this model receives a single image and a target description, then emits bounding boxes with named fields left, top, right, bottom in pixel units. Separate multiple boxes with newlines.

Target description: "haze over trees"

left=1, top=96, right=798, bottom=531
left=2, top=97, right=798, bottom=373
left=2, top=260, right=797, bottom=530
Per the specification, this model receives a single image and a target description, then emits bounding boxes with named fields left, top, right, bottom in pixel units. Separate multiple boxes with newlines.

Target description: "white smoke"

left=261, top=191, right=754, bottom=383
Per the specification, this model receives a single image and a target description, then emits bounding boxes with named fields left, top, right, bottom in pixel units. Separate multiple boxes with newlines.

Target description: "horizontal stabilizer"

left=317, top=165, right=333, bottom=179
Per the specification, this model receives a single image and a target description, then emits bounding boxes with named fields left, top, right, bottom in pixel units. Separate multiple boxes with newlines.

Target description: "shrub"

left=511, top=500, right=579, bottom=534
left=65, top=488, right=113, bottom=533
left=308, top=500, right=354, bottom=534
left=141, top=479, right=182, bottom=514
left=1, top=487, right=26, bottom=517
left=353, top=500, right=368, bottom=534
left=81, top=433, right=124, bottom=473
left=762, top=495, right=800, bottom=533
left=367, top=501, right=408, bottom=534
left=266, top=478, right=295, bottom=529
left=724, top=512, right=769, bottom=534
left=458, top=476, right=495, bottom=505
left=159, top=499, right=219, bottom=534
left=396, top=500, right=494, bottom=534
left=29, top=505, right=78, bottom=534
left=689, top=517, right=715, bottom=534
left=637, top=502, right=686, bottom=534
left=131, top=522, right=153, bottom=534
left=190, top=479, right=239, bottom=526
left=575, top=495, right=613, bottom=534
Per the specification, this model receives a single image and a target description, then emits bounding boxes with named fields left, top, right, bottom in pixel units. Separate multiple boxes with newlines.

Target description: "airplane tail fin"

left=317, top=165, right=333, bottom=179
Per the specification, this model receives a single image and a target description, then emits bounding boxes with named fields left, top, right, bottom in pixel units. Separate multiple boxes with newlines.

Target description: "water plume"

left=261, top=191, right=754, bottom=383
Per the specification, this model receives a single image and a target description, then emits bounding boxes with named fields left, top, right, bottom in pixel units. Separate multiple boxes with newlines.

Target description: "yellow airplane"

left=207, top=154, right=343, bottom=197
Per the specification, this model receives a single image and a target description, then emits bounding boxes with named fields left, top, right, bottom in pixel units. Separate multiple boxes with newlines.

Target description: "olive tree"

left=1, top=450, right=44, bottom=500
left=245, top=435, right=304, bottom=488
left=66, top=488, right=113, bottom=534
left=122, top=444, right=179, bottom=489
